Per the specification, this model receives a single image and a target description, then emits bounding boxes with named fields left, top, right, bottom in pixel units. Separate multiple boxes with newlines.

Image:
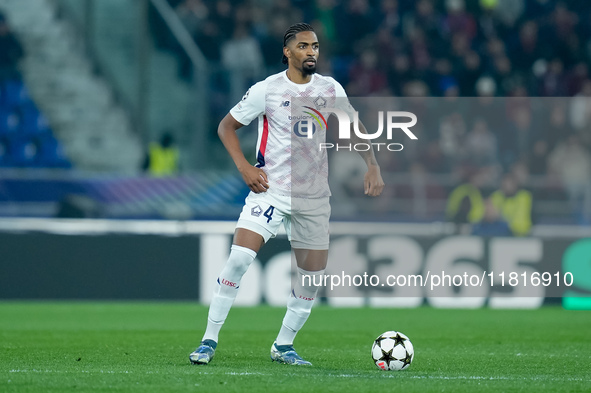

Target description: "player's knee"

left=295, top=268, right=324, bottom=298
left=217, top=245, right=257, bottom=293
left=298, top=268, right=324, bottom=288
left=229, top=244, right=257, bottom=273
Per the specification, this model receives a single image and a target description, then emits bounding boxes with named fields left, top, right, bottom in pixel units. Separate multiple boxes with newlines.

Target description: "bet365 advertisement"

left=0, top=224, right=589, bottom=308
left=199, top=230, right=591, bottom=309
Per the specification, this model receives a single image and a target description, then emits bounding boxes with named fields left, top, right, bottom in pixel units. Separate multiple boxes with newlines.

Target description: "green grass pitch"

left=1, top=302, right=590, bottom=392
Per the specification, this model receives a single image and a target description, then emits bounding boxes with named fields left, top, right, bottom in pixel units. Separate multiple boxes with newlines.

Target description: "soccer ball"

left=371, top=331, right=414, bottom=371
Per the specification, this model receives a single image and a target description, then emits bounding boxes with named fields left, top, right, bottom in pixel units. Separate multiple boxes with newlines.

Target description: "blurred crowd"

left=163, top=0, right=591, bottom=97
left=328, top=96, right=591, bottom=225
left=155, top=0, right=591, bottom=223
left=157, top=0, right=591, bottom=164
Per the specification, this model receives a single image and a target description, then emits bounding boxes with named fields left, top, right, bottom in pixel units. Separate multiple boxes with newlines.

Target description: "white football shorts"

left=236, top=191, right=330, bottom=250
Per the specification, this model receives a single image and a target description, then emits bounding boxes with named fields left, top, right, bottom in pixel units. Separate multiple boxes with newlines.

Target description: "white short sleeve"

left=229, top=81, right=266, bottom=126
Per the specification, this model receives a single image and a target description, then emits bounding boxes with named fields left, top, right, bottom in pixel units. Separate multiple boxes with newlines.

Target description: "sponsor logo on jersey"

left=280, top=100, right=290, bottom=107
left=293, top=119, right=317, bottom=137
left=289, top=115, right=314, bottom=120
left=291, top=106, right=327, bottom=138
left=303, top=106, right=328, bottom=130
left=251, top=205, right=262, bottom=217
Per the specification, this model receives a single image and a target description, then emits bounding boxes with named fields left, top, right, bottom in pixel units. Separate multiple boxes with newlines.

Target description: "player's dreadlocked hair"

left=282, top=23, right=315, bottom=65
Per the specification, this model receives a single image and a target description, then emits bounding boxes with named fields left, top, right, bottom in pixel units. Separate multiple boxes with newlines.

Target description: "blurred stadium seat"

left=0, top=78, right=67, bottom=168
left=36, top=134, right=70, bottom=168
left=19, top=102, right=50, bottom=135
left=2, top=79, right=30, bottom=109
left=5, top=135, right=37, bottom=167
left=0, top=107, right=20, bottom=135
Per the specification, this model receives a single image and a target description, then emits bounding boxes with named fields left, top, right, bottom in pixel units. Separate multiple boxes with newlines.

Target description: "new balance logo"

left=280, top=101, right=290, bottom=107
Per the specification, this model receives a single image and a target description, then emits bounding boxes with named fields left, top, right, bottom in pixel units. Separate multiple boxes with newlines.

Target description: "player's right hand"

left=240, top=166, right=269, bottom=193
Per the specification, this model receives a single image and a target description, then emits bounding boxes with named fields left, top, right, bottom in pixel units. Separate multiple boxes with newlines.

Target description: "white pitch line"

left=6, top=369, right=271, bottom=377
left=327, top=374, right=589, bottom=382
left=5, top=369, right=590, bottom=383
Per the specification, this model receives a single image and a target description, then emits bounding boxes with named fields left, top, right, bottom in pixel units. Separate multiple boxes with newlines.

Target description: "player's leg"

left=271, top=249, right=326, bottom=365
left=202, top=228, right=263, bottom=340
left=278, top=248, right=327, bottom=347
left=271, top=198, right=329, bottom=366
left=191, top=192, right=285, bottom=365
left=190, top=228, right=263, bottom=365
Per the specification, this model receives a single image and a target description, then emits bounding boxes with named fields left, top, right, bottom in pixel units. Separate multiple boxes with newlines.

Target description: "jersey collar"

left=282, top=70, right=316, bottom=88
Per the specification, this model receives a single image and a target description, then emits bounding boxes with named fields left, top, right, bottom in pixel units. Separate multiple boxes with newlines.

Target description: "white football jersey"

left=230, top=70, right=354, bottom=198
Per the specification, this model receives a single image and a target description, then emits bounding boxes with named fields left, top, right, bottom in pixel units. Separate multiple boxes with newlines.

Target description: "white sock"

left=202, top=245, right=257, bottom=343
left=276, top=268, right=324, bottom=346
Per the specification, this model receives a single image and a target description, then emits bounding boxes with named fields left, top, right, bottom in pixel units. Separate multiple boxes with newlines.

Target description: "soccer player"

left=190, top=23, right=384, bottom=366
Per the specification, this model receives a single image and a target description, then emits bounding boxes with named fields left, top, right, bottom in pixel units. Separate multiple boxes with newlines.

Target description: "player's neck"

left=286, top=68, right=313, bottom=84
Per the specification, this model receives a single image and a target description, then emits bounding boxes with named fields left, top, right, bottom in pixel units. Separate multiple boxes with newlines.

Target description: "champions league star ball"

left=371, top=331, right=414, bottom=371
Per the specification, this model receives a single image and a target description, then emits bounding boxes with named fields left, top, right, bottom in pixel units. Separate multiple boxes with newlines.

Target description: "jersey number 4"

left=264, top=206, right=275, bottom=223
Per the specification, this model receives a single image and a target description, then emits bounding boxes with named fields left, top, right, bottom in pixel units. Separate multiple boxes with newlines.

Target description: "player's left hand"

left=364, top=165, right=385, bottom=197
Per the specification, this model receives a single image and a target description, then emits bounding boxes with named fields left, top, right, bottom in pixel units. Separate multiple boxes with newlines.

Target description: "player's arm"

left=218, top=113, right=269, bottom=193
left=350, top=121, right=385, bottom=197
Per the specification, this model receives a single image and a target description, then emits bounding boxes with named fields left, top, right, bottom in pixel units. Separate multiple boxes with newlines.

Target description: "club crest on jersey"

left=251, top=205, right=262, bottom=217
left=314, top=97, right=327, bottom=109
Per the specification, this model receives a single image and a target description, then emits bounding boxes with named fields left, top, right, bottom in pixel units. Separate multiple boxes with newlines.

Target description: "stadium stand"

left=0, top=12, right=70, bottom=169
left=0, top=0, right=143, bottom=172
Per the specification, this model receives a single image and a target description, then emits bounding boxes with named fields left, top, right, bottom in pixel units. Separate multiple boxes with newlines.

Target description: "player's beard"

left=302, top=60, right=317, bottom=75
left=303, top=65, right=316, bottom=75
